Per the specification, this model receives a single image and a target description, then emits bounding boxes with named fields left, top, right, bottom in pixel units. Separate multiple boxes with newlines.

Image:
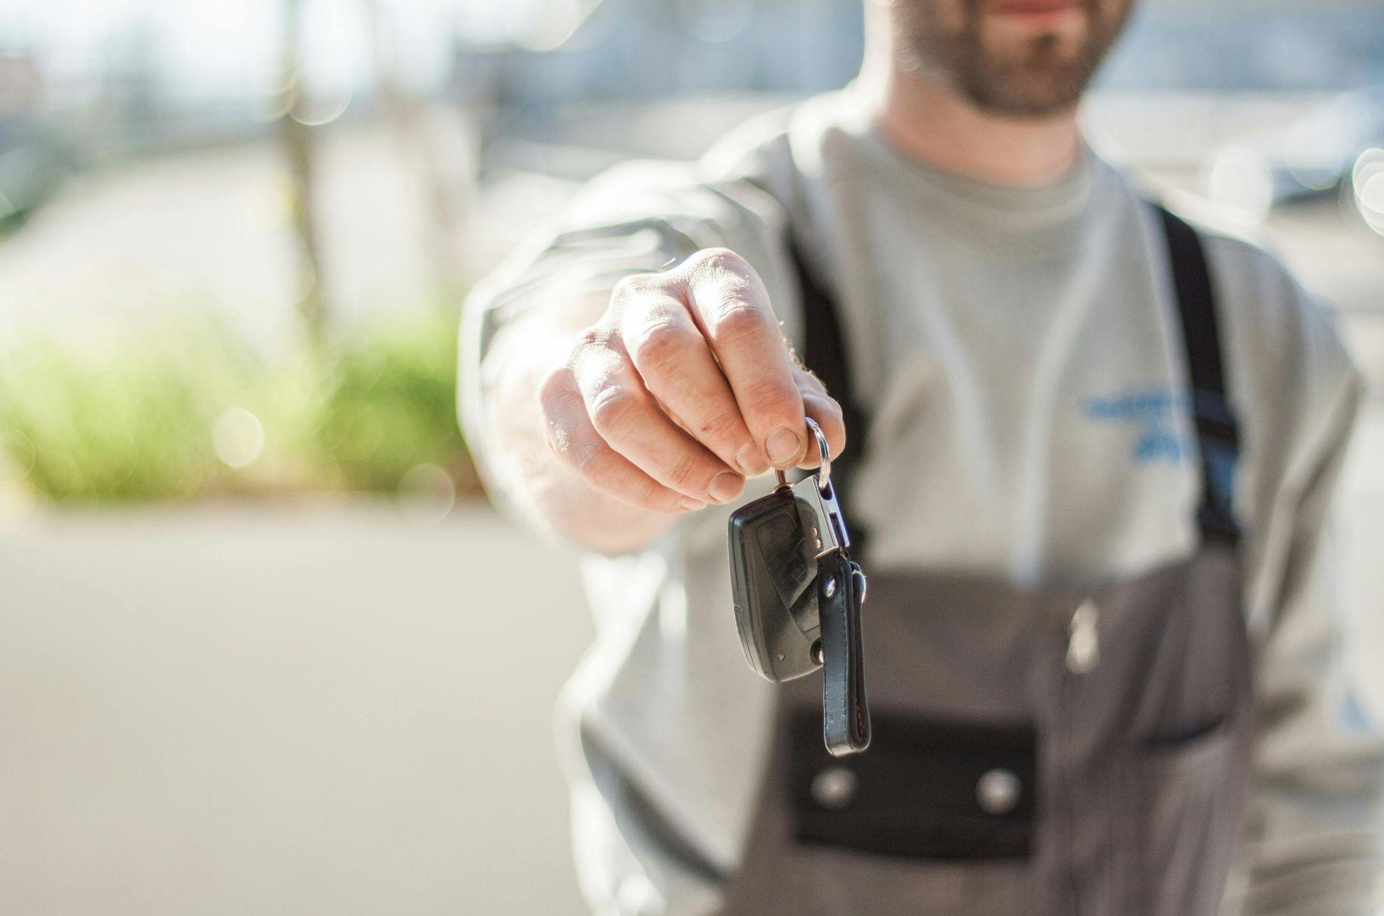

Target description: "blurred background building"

left=1, top=1, right=1383, bottom=914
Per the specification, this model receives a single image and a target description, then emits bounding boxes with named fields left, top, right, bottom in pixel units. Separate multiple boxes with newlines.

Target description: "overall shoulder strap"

left=787, top=232, right=871, bottom=558
left=1156, top=207, right=1242, bottom=544
left=785, top=206, right=1242, bottom=553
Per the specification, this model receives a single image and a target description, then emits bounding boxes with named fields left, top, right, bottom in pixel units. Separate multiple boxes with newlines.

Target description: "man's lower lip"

left=991, top=0, right=1079, bottom=10
left=989, top=2, right=1081, bottom=17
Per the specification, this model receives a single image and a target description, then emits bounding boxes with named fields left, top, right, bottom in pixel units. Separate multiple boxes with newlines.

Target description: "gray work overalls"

left=719, top=208, right=1254, bottom=916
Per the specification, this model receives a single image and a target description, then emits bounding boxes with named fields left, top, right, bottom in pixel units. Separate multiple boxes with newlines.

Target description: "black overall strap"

left=787, top=235, right=873, bottom=755
left=786, top=205, right=1241, bottom=550
left=787, top=235, right=872, bottom=558
left=1158, top=207, right=1241, bottom=543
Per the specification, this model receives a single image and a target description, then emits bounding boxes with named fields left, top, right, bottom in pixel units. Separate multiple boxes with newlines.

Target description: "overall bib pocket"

left=788, top=709, right=1038, bottom=860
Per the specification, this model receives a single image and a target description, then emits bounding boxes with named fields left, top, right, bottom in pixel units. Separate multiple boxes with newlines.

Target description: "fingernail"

left=766, top=427, right=802, bottom=466
left=678, top=497, right=706, bottom=512
left=735, top=442, right=770, bottom=477
left=709, top=472, right=745, bottom=504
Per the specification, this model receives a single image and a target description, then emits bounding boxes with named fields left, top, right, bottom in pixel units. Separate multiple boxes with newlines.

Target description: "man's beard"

left=894, top=0, right=1134, bottom=117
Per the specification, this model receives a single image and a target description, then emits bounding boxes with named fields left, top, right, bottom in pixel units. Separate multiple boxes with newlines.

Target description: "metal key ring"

left=805, top=417, right=831, bottom=490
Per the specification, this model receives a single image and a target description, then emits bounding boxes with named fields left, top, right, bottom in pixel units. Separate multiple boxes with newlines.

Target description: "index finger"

left=676, top=249, right=807, bottom=469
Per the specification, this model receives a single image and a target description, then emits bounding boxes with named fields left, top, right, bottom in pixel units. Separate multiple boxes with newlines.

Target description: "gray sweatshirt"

left=461, top=88, right=1384, bottom=916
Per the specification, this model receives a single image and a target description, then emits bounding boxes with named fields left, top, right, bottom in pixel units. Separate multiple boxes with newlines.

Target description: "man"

left=460, top=0, right=1384, bottom=913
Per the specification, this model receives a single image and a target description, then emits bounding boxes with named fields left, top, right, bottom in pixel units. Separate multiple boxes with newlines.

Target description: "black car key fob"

left=728, top=418, right=871, bottom=755
left=728, top=486, right=821, bottom=682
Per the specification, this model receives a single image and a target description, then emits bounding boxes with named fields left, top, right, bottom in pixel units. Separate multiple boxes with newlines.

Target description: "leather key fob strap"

left=818, top=552, right=870, bottom=755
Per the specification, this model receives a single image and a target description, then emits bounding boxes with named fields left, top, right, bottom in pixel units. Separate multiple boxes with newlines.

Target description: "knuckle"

left=741, top=376, right=796, bottom=420
left=610, top=275, right=638, bottom=301
left=687, top=250, right=766, bottom=308
left=575, top=443, right=618, bottom=487
left=576, top=323, right=602, bottom=345
left=687, top=247, right=750, bottom=276
left=633, top=478, right=674, bottom=512
left=663, top=453, right=703, bottom=491
left=570, top=324, right=612, bottom=360
left=631, top=320, right=697, bottom=374
left=710, top=302, right=769, bottom=346
left=588, top=386, right=641, bottom=438
left=537, top=366, right=578, bottom=416
left=610, top=272, right=657, bottom=304
left=696, top=409, right=742, bottom=444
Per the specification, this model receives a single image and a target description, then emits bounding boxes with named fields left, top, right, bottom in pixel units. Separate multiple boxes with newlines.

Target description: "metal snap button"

left=810, top=765, right=858, bottom=810
left=976, top=767, right=1021, bottom=815
left=1065, top=599, right=1100, bottom=674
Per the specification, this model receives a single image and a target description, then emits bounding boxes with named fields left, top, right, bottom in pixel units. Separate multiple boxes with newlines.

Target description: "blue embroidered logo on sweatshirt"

left=1082, top=386, right=1189, bottom=465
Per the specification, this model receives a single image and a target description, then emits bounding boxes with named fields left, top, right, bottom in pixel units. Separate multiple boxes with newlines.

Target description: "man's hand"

left=537, top=248, right=847, bottom=515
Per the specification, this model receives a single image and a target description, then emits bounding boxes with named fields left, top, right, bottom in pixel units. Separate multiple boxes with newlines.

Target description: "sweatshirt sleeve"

left=1216, top=244, right=1384, bottom=914
left=458, top=161, right=711, bottom=525
left=457, top=157, right=796, bottom=529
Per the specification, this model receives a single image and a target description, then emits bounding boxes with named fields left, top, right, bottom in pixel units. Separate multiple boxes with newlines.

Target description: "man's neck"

left=858, top=62, right=1083, bottom=188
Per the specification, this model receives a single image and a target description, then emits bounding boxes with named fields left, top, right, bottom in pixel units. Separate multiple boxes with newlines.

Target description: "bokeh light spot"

left=1353, top=149, right=1384, bottom=236
left=1359, top=173, right=1384, bottom=215
left=213, top=408, right=266, bottom=469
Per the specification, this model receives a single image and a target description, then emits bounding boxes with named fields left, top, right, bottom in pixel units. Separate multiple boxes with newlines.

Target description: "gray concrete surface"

left=0, top=504, right=593, bottom=916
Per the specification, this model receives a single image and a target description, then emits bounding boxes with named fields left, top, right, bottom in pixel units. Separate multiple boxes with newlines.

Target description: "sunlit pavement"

left=0, top=503, right=593, bottom=916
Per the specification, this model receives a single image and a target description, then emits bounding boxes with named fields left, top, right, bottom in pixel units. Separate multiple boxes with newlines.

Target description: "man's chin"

left=896, top=0, right=1128, bottom=118
left=959, top=54, right=1093, bottom=117
left=959, top=26, right=1100, bottom=116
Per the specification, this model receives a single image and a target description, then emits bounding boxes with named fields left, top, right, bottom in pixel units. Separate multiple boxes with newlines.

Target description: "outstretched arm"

left=462, top=248, right=844, bottom=555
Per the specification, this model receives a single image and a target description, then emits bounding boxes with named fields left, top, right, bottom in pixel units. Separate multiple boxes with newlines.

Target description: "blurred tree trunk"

left=281, top=0, right=327, bottom=349
left=365, top=0, right=473, bottom=297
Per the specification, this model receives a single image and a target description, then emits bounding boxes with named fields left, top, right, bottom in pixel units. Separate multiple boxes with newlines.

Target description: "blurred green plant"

left=313, top=309, right=475, bottom=494
left=0, top=305, right=479, bottom=505
left=0, top=320, right=245, bottom=502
